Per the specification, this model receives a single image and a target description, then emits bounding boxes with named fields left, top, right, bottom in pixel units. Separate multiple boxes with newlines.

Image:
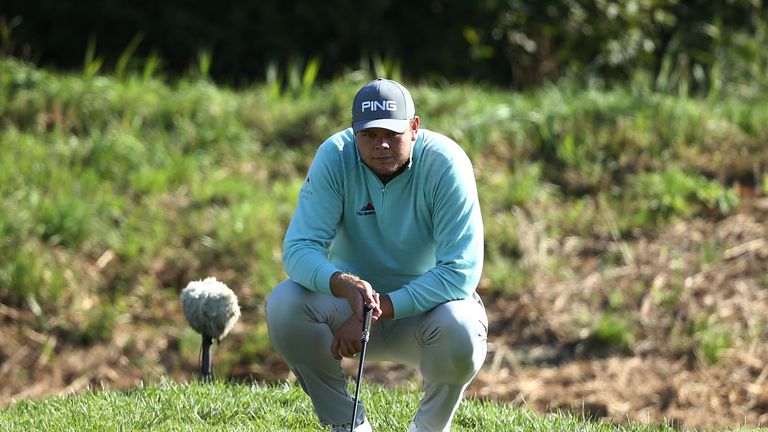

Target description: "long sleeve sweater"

left=282, top=128, right=483, bottom=319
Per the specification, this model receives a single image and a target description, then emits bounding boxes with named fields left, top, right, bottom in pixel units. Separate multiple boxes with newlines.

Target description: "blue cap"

left=352, top=78, right=415, bottom=133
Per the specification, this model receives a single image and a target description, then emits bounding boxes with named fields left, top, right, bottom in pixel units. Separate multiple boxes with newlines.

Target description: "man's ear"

left=410, top=115, right=420, bottom=141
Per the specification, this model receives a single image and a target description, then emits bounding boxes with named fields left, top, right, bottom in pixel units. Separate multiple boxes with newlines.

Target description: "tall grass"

left=1, top=53, right=767, bottom=378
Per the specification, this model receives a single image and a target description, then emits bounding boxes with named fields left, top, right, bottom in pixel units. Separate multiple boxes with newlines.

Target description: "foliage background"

left=2, top=1, right=768, bottom=429
left=2, top=0, right=768, bottom=90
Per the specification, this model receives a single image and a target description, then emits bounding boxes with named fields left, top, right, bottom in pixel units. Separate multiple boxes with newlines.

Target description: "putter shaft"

left=350, top=306, right=373, bottom=431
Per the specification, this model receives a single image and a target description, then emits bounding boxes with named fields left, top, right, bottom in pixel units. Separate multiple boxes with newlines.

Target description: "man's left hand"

left=330, top=315, right=367, bottom=360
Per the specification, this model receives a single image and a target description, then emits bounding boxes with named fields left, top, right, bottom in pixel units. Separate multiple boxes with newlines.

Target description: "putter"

left=350, top=305, right=373, bottom=432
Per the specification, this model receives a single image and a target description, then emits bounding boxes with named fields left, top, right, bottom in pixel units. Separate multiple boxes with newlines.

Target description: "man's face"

left=355, top=116, right=420, bottom=177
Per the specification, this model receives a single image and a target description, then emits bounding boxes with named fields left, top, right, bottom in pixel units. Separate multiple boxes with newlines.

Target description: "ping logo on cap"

left=361, top=100, right=397, bottom=112
left=352, top=78, right=415, bottom=133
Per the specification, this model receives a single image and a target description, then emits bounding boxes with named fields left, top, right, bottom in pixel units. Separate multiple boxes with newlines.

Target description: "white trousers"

left=265, top=279, right=488, bottom=431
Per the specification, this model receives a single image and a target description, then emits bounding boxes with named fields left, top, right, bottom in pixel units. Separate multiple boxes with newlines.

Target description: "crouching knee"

left=422, top=317, right=488, bottom=384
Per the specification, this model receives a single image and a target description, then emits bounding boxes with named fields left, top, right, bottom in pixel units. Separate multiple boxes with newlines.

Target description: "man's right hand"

left=329, top=272, right=382, bottom=322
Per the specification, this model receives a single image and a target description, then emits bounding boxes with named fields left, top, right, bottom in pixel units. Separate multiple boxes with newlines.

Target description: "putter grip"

left=361, top=306, right=373, bottom=342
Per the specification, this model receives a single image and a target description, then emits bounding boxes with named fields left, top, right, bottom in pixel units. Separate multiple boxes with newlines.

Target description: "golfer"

left=266, top=78, right=488, bottom=432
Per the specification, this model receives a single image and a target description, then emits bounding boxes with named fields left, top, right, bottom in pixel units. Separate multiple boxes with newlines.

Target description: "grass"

left=1, top=52, right=768, bottom=428
left=1, top=54, right=765, bottom=359
left=0, top=380, right=685, bottom=432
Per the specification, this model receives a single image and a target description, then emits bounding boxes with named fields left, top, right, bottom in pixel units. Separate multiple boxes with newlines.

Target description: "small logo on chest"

left=356, top=202, right=376, bottom=216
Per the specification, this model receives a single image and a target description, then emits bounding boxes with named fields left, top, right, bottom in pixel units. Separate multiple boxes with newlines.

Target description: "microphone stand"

left=201, top=334, right=213, bottom=381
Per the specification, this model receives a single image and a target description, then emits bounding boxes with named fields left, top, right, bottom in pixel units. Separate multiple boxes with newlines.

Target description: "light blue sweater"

left=282, top=128, right=483, bottom=319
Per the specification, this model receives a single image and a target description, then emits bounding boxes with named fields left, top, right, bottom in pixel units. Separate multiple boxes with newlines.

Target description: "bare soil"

left=2, top=198, right=768, bottom=430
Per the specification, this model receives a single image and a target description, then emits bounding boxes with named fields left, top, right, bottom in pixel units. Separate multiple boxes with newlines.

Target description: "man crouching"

left=266, top=78, right=488, bottom=432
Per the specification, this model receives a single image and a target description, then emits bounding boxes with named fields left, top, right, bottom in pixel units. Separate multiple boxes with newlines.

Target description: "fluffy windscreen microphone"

left=181, top=277, right=241, bottom=380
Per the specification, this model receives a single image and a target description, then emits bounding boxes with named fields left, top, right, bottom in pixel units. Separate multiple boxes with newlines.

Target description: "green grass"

left=1, top=53, right=766, bottom=362
left=2, top=52, right=768, bottom=428
left=0, top=380, right=684, bottom=432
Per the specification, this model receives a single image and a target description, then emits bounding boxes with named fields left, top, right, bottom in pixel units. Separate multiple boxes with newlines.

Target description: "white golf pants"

left=265, top=279, right=488, bottom=431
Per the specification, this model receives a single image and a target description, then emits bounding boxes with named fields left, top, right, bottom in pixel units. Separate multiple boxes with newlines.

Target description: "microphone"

left=180, top=277, right=241, bottom=380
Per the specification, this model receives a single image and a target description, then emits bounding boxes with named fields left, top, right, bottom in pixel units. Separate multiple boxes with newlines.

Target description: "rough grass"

left=1, top=55, right=768, bottom=428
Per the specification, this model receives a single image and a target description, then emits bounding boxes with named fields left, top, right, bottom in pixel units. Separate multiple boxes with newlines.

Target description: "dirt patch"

left=471, top=352, right=768, bottom=429
left=2, top=198, right=768, bottom=430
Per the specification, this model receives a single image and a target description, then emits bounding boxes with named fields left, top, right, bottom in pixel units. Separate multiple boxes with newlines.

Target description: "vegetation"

left=1, top=48, right=767, bottom=428
left=3, top=1, right=768, bottom=89
left=1, top=51, right=766, bottom=362
left=0, top=380, right=685, bottom=431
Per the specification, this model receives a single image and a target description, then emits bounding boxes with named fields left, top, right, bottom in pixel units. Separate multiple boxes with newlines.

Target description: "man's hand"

left=330, top=314, right=368, bottom=360
left=328, top=272, right=396, bottom=360
left=330, top=272, right=382, bottom=321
